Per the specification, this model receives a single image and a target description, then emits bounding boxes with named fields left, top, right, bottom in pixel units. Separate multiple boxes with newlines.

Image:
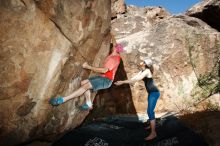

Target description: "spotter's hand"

left=114, top=81, right=123, bottom=86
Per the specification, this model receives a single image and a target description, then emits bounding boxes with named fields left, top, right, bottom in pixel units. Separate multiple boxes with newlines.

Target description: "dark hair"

left=110, top=43, right=114, bottom=50
left=109, top=43, right=114, bottom=54
left=145, top=64, right=154, bottom=75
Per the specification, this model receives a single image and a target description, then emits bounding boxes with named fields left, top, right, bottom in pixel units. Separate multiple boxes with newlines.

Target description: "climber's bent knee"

left=81, top=81, right=92, bottom=90
left=81, top=79, right=89, bottom=86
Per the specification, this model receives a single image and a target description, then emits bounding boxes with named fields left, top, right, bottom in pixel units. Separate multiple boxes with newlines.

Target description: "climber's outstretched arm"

left=83, top=62, right=108, bottom=73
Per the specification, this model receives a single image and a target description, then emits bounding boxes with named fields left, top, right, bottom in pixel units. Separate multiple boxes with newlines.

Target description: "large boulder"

left=0, top=0, right=111, bottom=145
left=186, top=0, right=220, bottom=32
left=94, top=5, right=219, bottom=117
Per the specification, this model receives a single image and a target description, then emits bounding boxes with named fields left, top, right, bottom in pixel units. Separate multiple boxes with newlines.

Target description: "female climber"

left=115, top=58, right=160, bottom=140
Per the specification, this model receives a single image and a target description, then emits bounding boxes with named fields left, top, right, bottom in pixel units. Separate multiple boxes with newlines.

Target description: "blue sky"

left=125, top=0, right=202, bottom=14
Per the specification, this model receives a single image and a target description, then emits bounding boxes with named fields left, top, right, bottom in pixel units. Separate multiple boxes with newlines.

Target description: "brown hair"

left=145, top=64, right=154, bottom=75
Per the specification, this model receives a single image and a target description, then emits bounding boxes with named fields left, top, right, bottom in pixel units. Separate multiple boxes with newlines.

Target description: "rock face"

left=93, top=5, right=219, bottom=118
left=0, top=0, right=111, bottom=145
left=186, top=0, right=220, bottom=32
left=111, top=0, right=126, bottom=19
left=0, top=0, right=219, bottom=145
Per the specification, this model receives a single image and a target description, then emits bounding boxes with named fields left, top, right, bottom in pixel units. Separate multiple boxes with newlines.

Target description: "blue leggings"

left=147, top=92, right=160, bottom=120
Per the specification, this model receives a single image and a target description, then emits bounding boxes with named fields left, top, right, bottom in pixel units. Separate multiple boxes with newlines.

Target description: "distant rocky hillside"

left=111, top=0, right=126, bottom=19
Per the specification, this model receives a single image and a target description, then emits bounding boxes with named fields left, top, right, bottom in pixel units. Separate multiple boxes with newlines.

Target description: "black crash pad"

left=52, top=115, right=208, bottom=146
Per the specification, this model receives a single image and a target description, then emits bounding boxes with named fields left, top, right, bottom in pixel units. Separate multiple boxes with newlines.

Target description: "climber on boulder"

left=50, top=34, right=124, bottom=110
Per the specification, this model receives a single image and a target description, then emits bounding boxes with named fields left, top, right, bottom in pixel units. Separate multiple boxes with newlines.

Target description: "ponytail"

left=145, top=65, right=154, bottom=75
left=149, top=65, right=154, bottom=75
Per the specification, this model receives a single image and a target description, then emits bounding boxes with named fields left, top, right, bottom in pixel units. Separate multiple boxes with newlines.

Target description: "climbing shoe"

left=80, top=103, right=93, bottom=111
left=50, top=96, right=64, bottom=106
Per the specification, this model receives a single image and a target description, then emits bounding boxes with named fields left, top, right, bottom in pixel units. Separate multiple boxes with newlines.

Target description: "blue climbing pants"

left=147, top=92, right=160, bottom=120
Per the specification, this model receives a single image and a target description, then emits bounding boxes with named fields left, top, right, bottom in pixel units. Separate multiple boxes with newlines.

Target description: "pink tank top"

left=100, top=55, right=121, bottom=80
